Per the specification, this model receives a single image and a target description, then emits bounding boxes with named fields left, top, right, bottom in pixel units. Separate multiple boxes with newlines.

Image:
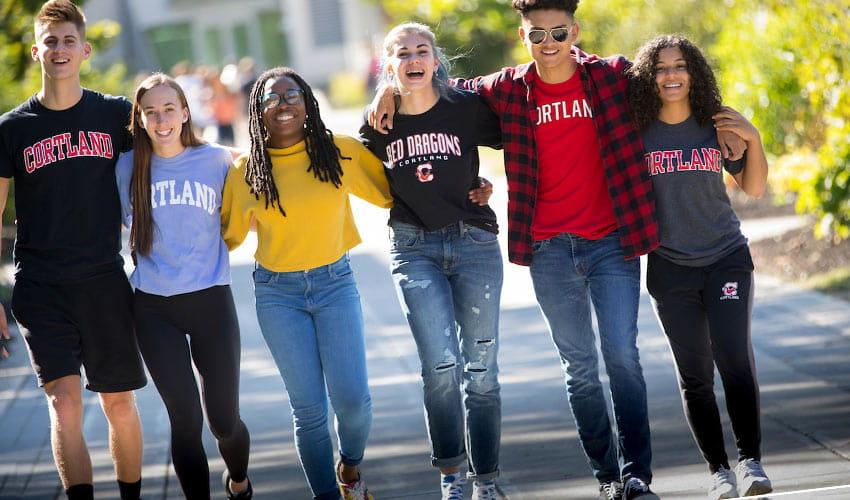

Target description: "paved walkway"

left=1, top=112, right=848, bottom=499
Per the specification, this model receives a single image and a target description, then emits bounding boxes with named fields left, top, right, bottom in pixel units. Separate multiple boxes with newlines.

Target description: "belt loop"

left=458, top=220, right=465, bottom=235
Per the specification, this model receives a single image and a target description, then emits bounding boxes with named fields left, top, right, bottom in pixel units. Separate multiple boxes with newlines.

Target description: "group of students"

left=0, top=1, right=773, bottom=500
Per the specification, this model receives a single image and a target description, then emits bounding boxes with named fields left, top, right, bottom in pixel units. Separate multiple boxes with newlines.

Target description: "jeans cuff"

left=468, top=469, right=499, bottom=482
left=339, top=452, right=363, bottom=467
left=431, top=452, right=466, bottom=469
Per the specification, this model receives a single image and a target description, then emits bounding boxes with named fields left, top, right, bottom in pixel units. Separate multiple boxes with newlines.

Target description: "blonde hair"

left=379, top=22, right=453, bottom=98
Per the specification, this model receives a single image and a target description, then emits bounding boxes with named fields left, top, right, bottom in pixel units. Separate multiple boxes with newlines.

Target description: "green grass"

left=806, top=266, right=850, bottom=302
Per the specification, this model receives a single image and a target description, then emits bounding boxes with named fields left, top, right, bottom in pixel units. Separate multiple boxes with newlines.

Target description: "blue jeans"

left=389, top=220, right=503, bottom=481
left=529, top=231, right=652, bottom=484
left=254, top=255, right=371, bottom=500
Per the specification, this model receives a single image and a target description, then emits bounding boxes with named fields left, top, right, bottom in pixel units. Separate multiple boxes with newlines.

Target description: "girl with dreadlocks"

left=220, top=67, right=391, bottom=500
left=116, top=73, right=252, bottom=500
left=627, top=35, right=769, bottom=500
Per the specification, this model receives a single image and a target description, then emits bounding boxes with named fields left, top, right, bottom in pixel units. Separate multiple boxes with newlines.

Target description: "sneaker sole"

left=742, top=482, right=773, bottom=496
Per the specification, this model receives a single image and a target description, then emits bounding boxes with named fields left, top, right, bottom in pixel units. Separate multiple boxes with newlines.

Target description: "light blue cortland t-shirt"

left=116, top=143, right=232, bottom=296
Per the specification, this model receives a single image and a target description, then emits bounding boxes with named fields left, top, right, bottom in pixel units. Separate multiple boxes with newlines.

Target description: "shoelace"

left=737, top=458, right=767, bottom=479
left=600, top=481, right=623, bottom=500
left=711, top=467, right=735, bottom=489
left=441, top=476, right=466, bottom=500
left=625, top=477, right=650, bottom=493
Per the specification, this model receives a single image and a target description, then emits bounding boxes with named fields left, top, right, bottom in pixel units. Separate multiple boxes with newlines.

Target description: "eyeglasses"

left=654, top=64, right=688, bottom=76
left=527, top=25, right=572, bottom=44
left=260, top=89, right=304, bottom=110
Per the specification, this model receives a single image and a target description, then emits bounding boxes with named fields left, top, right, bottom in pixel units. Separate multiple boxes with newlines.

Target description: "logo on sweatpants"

left=416, top=163, right=434, bottom=182
left=720, top=282, right=740, bottom=300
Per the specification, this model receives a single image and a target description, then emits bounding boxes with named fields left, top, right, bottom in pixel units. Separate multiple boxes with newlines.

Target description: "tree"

left=712, top=0, right=849, bottom=240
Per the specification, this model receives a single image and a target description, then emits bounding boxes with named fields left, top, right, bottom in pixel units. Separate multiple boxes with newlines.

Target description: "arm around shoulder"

left=713, top=107, right=768, bottom=198
left=340, top=137, right=393, bottom=209
left=220, top=156, right=253, bottom=250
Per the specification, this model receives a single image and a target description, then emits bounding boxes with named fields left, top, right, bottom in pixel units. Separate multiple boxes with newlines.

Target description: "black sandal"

left=222, top=470, right=253, bottom=499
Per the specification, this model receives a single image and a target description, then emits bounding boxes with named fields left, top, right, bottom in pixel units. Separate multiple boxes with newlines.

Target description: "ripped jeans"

left=389, top=220, right=503, bottom=480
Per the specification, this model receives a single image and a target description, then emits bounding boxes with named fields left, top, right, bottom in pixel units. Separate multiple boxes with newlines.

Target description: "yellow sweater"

left=221, top=135, right=392, bottom=272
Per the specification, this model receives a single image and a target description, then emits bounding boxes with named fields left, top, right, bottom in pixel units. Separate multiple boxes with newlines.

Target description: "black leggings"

left=647, top=246, right=761, bottom=472
left=134, top=285, right=250, bottom=499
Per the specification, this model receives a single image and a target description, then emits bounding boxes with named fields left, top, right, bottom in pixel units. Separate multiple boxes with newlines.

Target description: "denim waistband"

left=390, top=220, right=484, bottom=239
left=255, top=253, right=350, bottom=276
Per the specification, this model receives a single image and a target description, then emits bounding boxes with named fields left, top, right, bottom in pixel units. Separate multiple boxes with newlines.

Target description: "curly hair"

left=245, top=67, right=347, bottom=216
left=512, top=0, right=579, bottom=16
left=627, top=34, right=722, bottom=132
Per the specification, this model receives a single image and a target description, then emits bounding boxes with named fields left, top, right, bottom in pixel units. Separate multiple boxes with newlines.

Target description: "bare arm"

left=713, top=107, right=768, bottom=198
left=0, top=177, right=11, bottom=357
left=366, top=83, right=397, bottom=134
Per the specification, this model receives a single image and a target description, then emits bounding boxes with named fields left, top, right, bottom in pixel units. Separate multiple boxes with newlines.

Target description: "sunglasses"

left=260, top=89, right=304, bottom=110
left=527, top=25, right=572, bottom=44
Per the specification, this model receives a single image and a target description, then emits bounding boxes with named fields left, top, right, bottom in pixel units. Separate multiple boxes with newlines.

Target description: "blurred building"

left=83, top=0, right=385, bottom=87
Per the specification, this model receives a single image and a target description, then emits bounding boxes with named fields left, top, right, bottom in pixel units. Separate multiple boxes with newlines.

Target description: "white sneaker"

left=441, top=473, right=466, bottom=500
left=708, top=467, right=738, bottom=500
left=735, top=458, right=772, bottom=496
left=472, top=479, right=505, bottom=500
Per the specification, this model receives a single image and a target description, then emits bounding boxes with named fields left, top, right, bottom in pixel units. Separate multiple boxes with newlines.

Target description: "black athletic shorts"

left=11, top=269, right=147, bottom=392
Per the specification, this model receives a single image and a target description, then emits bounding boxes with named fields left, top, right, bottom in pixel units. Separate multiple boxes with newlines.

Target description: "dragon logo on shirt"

left=416, top=163, right=434, bottom=182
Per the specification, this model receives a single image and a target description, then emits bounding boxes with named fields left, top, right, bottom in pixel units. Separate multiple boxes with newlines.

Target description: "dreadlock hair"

left=512, top=0, right=579, bottom=17
left=245, top=67, right=347, bottom=216
left=128, top=73, right=205, bottom=256
left=627, top=34, right=722, bottom=132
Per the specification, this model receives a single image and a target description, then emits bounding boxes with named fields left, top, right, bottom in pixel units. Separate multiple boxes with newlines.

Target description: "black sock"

left=65, top=484, right=94, bottom=500
left=118, top=479, right=142, bottom=500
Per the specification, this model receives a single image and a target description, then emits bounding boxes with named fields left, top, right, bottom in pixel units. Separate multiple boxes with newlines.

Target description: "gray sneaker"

left=735, top=458, right=772, bottom=496
left=472, top=479, right=506, bottom=500
left=441, top=473, right=466, bottom=500
left=623, top=477, right=660, bottom=500
left=599, top=481, right=624, bottom=500
left=708, top=467, right=738, bottom=500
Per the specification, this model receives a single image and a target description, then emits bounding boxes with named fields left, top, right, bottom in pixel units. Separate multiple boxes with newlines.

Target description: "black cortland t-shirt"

left=0, top=89, right=132, bottom=282
left=360, top=89, right=502, bottom=232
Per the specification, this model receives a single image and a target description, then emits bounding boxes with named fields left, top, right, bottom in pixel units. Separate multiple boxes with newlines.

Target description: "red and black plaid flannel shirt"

left=456, top=48, right=659, bottom=266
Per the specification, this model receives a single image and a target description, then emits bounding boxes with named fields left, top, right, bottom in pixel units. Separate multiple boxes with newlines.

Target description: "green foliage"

left=712, top=0, right=849, bottom=240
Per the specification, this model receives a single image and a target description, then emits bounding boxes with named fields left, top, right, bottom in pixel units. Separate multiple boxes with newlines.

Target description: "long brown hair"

left=128, top=73, right=205, bottom=255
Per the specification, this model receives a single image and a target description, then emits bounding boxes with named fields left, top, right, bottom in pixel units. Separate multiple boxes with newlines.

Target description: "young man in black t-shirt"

left=0, top=2, right=146, bottom=499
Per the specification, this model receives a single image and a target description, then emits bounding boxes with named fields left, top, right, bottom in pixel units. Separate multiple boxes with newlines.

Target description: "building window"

left=310, top=0, right=344, bottom=47
left=204, top=27, right=223, bottom=64
left=147, top=23, right=193, bottom=72
left=259, top=10, right=289, bottom=66
left=233, top=24, right=250, bottom=60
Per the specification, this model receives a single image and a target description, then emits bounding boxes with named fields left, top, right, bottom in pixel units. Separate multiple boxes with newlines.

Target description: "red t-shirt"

left=531, top=70, right=617, bottom=241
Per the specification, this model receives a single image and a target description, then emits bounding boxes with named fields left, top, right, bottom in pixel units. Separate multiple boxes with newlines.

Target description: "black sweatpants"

left=134, top=285, right=250, bottom=499
left=646, top=246, right=761, bottom=472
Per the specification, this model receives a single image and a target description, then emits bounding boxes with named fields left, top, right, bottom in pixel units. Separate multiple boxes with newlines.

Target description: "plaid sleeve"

left=588, top=58, right=659, bottom=259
